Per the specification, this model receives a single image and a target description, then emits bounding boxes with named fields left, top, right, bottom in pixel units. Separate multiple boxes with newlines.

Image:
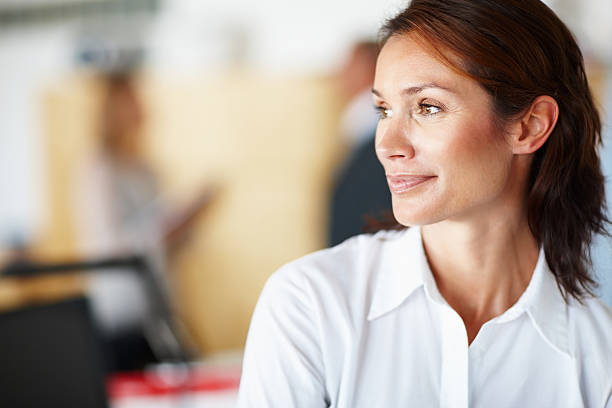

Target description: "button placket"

left=439, top=305, right=469, bottom=408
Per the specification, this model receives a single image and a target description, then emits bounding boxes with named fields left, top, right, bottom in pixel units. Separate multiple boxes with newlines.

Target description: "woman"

left=238, top=1, right=612, bottom=406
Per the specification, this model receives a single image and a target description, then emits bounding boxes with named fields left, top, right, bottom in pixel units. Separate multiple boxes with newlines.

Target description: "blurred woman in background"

left=73, top=73, right=211, bottom=370
left=72, top=73, right=166, bottom=370
left=238, top=0, right=612, bottom=406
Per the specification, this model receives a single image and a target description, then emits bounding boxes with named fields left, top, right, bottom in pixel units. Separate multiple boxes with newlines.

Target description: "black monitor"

left=0, top=297, right=109, bottom=408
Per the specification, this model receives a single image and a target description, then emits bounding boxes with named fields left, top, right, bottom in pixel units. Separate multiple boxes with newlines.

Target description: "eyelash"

left=375, top=106, right=393, bottom=119
left=374, top=103, right=443, bottom=120
left=418, top=103, right=442, bottom=116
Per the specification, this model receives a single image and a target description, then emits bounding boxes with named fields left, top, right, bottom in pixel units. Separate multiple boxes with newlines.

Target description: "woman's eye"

left=375, top=106, right=393, bottom=119
left=419, top=103, right=442, bottom=116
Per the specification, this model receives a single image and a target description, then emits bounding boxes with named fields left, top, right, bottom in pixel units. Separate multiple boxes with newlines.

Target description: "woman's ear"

left=509, top=95, right=559, bottom=155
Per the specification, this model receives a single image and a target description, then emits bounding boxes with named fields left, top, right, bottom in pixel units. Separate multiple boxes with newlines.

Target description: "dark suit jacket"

left=329, top=137, right=392, bottom=246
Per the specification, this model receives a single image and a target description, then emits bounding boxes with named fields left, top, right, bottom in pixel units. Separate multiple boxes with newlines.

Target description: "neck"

left=421, top=209, right=539, bottom=343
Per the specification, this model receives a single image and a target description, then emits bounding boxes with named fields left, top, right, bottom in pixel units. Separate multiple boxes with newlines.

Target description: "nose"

left=375, top=120, right=416, bottom=164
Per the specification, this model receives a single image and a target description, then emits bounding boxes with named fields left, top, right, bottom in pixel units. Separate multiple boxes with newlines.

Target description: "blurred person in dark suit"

left=328, top=41, right=392, bottom=247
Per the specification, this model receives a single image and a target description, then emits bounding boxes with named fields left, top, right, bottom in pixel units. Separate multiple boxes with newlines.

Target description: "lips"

left=386, top=175, right=436, bottom=194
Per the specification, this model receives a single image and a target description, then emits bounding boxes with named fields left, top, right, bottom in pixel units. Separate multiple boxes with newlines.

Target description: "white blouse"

left=237, top=227, right=612, bottom=407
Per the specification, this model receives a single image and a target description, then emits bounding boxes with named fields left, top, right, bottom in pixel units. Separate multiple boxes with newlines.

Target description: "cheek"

left=434, top=122, right=512, bottom=200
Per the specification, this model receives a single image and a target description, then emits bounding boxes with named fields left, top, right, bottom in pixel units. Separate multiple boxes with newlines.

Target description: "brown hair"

left=378, top=0, right=609, bottom=301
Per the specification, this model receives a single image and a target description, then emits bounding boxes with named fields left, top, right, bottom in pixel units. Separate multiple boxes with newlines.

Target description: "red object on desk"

left=107, top=365, right=241, bottom=398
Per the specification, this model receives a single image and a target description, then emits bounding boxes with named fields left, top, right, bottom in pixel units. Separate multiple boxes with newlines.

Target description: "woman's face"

left=373, top=34, right=515, bottom=226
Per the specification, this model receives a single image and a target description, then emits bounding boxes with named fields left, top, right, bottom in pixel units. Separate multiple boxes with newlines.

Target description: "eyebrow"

left=371, top=82, right=454, bottom=98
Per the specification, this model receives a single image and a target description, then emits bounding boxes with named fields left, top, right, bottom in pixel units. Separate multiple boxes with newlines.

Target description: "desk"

left=0, top=274, right=85, bottom=312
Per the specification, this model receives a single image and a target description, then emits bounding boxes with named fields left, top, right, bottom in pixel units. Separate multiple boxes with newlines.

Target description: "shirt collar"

left=504, top=248, right=570, bottom=356
left=367, top=227, right=426, bottom=321
left=366, top=227, right=570, bottom=356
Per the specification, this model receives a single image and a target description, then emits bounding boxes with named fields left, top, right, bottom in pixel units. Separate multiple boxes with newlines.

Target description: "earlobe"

left=512, top=95, right=559, bottom=155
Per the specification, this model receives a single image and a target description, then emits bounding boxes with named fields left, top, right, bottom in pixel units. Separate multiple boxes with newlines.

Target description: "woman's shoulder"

left=567, top=295, right=612, bottom=381
left=569, top=295, right=612, bottom=341
left=260, top=229, right=412, bottom=315
left=273, top=229, right=406, bottom=282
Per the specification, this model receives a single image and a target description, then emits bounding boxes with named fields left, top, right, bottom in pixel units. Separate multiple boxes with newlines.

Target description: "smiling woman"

left=237, top=1, right=612, bottom=407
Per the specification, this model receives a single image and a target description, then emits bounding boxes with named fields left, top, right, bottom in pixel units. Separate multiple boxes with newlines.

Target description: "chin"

left=391, top=200, right=447, bottom=227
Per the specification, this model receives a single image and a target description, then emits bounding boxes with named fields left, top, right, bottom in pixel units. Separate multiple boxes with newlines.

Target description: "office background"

left=0, top=0, right=611, bottom=354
